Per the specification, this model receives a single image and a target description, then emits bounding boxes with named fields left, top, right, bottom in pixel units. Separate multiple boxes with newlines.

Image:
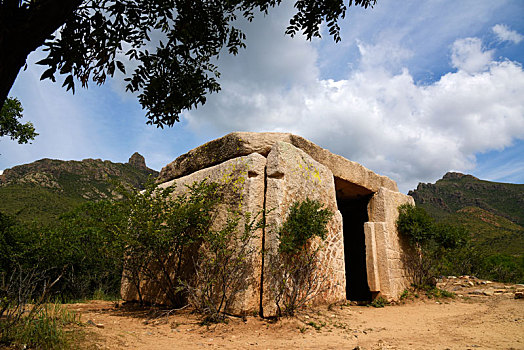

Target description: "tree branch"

left=0, top=0, right=83, bottom=105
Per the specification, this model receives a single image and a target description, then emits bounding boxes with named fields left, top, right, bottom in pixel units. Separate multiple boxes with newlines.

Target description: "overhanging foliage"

left=0, top=0, right=377, bottom=136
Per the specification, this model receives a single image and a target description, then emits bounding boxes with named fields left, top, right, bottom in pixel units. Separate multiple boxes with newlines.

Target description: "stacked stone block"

left=121, top=132, right=414, bottom=316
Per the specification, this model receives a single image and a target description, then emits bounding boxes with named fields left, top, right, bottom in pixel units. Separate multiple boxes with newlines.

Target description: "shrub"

left=398, top=204, right=523, bottom=285
left=278, top=199, right=332, bottom=254
left=50, top=200, right=128, bottom=300
left=1, top=302, right=79, bottom=349
left=118, top=179, right=222, bottom=306
left=269, top=199, right=333, bottom=317
left=396, top=204, right=435, bottom=244
left=0, top=230, right=77, bottom=348
left=370, top=296, right=388, bottom=308
left=0, top=212, right=81, bottom=348
left=183, top=211, right=264, bottom=322
left=397, top=204, right=468, bottom=288
left=1, top=200, right=128, bottom=304
left=424, top=287, right=454, bottom=299
left=481, top=254, right=524, bottom=283
left=442, top=248, right=524, bottom=284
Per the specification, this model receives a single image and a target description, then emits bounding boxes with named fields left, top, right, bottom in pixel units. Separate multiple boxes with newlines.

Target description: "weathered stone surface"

left=364, top=222, right=387, bottom=293
left=128, top=152, right=147, bottom=170
left=158, top=132, right=398, bottom=193
left=262, top=141, right=345, bottom=316
left=158, top=132, right=291, bottom=183
left=367, top=187, right=414, bottom=299
left=125, top=132, right=415, bottom=315
left=287, top=134, right=398, bottom=193
left=121, top=153, right=266, bottom=313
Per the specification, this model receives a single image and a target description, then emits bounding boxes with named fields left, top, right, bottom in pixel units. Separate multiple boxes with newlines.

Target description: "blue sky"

left=1, top=0, right=523, bottom=193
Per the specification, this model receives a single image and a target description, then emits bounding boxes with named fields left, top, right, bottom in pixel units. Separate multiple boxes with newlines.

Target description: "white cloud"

left=185, top=27, right=524, bottom=193
left=451, top=38, right=494, bottom=74
left=319, top=0, right=508, bottom=81
left=492, top=24, right=524, bottom=44
left=3, top=0, right=524, bottom=194
left=480, top=160, right=524, bottom=183
left=356, top=41, right=413, bottom=73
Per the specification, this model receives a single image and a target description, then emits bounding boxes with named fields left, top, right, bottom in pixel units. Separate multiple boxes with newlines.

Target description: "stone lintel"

left=158, top=132, right=399, bottom=193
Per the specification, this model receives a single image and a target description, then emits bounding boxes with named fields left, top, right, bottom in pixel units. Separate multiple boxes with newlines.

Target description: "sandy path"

left=69, top=290, right=523, bottom=350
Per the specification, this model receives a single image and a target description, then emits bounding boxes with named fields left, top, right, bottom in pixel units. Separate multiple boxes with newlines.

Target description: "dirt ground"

left=69, top=278, right=524, bottom=350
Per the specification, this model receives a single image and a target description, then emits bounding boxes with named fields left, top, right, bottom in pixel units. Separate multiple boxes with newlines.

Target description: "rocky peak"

left=442, top=172, right=479, bottom=181
left=128, top=152, right=147, bottom=170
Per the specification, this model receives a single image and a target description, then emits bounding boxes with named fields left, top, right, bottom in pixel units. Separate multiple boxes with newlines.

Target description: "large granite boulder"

left=121, top=153, right=266, bottom=313
left=158, top=132, right=398, bottom=193
left=123, top=132, right=414, bottom=316
left=158, top=132, right=291, bottom=183
left=262, top=141, right=345, bottom=315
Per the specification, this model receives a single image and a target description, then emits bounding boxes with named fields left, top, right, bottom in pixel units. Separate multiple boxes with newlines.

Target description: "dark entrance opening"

left=335, top=178, right=373, bottom=301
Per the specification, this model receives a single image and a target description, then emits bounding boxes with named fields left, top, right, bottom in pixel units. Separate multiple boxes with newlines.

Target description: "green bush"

left=278, top=198, right=333, bottom=254
left=1, top=200, right=127, bottom=304
left=270, top=198, right=333, bottom=317
left=397, top=204, right=468, bottom=288
left=1, top=303, right=79, bottom=349
left=0, top=178, right=247, bottom=343
left=397, top=204, right=467, bottom=249
left=0, top=212, right=82, bottom=348
left=424, top=287, right=454, bottom=299
left=117, top=179, right=223, bottom=306
left=184, top=211, right=264, bottom=322
left=396, top=204, right=435, bottom=244
left=370, top=296, right=388, bottom=308
left=397, top=203, right=523, bottom=285
left=51, top=200, right=127, bottom=300
left=441, top=247, right=524, bottom=284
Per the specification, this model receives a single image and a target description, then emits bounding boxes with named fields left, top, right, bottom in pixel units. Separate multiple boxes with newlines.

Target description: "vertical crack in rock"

left=259, top=164, right=268, bottom=317
left=126, top=133, right=415, bottom=312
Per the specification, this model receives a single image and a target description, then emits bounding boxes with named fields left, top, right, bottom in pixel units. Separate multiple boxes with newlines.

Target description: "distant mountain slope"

left=0, top=153, right=158, bottom=224
left=408, top=172, right=524, bottom=256
left=409, top=172, right=524, bottom=225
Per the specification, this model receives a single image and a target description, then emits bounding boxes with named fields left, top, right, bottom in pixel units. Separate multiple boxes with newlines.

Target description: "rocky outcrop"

left=123, top=133, right=413, bottom=316
left=158, top=132, right=398, bottom=193
left=442, top=172, right=479, bottom=181
left=128, top=152, right=148, bottom=170
left=0, top=154, right=159, bottom=224
left=1, top=154, right=158, bottom=186
left=409, top=172, right=524, bottom=227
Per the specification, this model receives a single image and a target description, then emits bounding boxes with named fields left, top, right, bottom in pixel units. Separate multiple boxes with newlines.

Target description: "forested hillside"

left=409, top=172, right=523, bottom=281
left=0, top=152, right=158, bottom=224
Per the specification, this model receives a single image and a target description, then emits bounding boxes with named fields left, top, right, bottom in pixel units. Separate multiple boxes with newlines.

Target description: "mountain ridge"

left=408, top=171, right=524, bottom=226
left=0, top=153, right=158, bottom=224
left=408, top=171, right=524, bottom=257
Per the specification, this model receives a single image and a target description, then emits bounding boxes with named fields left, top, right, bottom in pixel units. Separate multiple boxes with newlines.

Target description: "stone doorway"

left=335, top=178, right=374, bottom=301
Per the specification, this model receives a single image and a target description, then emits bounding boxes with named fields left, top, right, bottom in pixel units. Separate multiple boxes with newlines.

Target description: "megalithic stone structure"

left=121, top=132, right=414, bottom=316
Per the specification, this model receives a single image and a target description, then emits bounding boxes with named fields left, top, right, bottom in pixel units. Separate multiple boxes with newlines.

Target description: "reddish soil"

left=68, top=278, right=524, bottom=350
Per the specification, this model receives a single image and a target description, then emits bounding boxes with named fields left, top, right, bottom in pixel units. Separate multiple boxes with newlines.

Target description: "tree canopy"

left=0, top=0, right=376, bottom=140
left=0, top=97, right=38, bottom=144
